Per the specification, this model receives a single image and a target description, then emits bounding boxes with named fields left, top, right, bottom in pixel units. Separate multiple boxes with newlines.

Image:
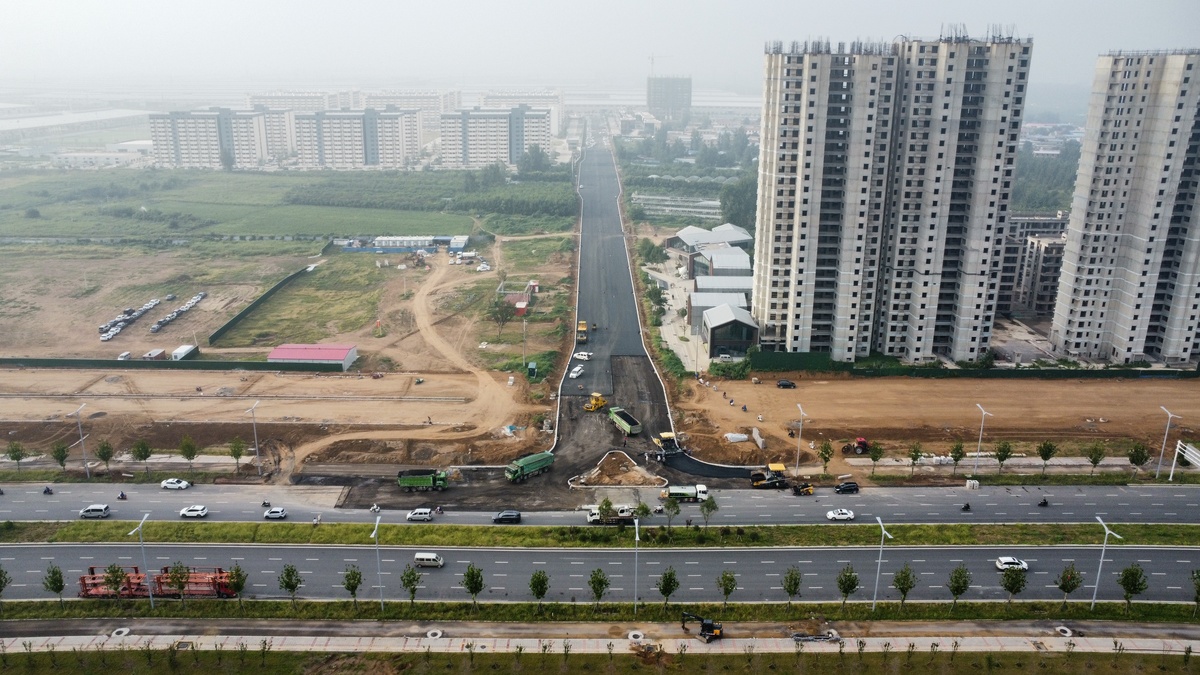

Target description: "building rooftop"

left=694, top=276, right=753, bottom=290
left=690, top=292, right=748, bottom=307
left=702, top=304, right=758, bottom=329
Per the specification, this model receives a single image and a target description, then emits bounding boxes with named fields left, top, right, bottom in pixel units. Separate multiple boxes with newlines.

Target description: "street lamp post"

left=69, top=404, right=91, bottom=479
left=246, top=401, right=262, bottom=477
left=872, top=517, right=893, bottom=611
left=1155, top=407, right=1180, bottom=480
left=128, top=514, right=155, bottom=609
left=794, top=404, right=808, bottom=476
left=370, top=515, right=384, bottom=612
left=1090, top=516, right=1122, bottom=610
left=633, top=518, right=640, bottom=615
left=973, top=404, right=992, bottom=476
left=522, top=318, right=527, bottom=371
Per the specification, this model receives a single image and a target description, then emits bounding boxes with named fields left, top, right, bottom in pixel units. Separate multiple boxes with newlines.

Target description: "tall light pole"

left=370, top=515, right=385, bottom=612
left=68, top=404, right=91, bottom=479
left=872, top=517, right=893, bottom=611
left=1091, top=516, right=1122, bottom=610
left=1155, top=406, right=1180, bottom=479
left=246, top=401, right=262, bottom=477
left=522, top=318, right=527, bottom=370
left=973, top=403, right=992, bottom=476
left=128, top=514, right=155, bottom=609
left=794, top=404, right=808, bottom=476
left=633, top=518, right=640, bottom=615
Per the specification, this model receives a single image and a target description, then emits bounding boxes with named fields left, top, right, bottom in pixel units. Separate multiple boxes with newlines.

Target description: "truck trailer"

left=659, top=484, right=709, bottom=502
left=78, top=566, right=235, bottom=599
left=505, top=451, right=555, bottom=482
left=607, top=407, right=643, bottom=435
left=396, top=469, right=449, bottom=492
left=586, top=503, right=637, bottom=524
left=576, top=320, right=589, bottom=343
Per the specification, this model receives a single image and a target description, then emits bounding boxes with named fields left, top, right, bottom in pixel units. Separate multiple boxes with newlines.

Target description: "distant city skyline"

left=3, top=0, right=1195, bottom=100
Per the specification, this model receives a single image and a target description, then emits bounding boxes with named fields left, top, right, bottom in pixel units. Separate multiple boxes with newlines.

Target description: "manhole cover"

left=426, top=630, right=443, bottom=639
left=111, top=628, right=130, bottom=638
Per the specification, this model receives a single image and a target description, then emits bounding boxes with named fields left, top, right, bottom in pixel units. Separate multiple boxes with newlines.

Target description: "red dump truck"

left=78, top=565, right=235, bottom=599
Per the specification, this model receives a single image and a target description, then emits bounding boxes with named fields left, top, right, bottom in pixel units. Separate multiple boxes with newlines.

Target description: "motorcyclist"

left=43, top=486, right=53, bottom=495
left=118, top=491, right=126, bottom=500
left=261, top=500, right=271, bottom=508
left=1038, top=497, right=1049, bottom=507
left=961, top=502, right=971, bottom=512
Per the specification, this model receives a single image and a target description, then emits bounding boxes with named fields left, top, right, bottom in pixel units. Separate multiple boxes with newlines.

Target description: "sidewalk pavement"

left=5, top=632, right=1197, bottom=656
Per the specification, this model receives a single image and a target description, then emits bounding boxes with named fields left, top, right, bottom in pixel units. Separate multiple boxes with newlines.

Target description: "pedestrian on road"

left=623, top=436, right=627, bottom=447
left=729, top=399, right=734, bottom=406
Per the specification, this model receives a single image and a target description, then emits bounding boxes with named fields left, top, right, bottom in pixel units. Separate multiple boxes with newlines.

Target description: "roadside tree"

left=5, top=442, right=26, bottom=472
left=402, top=564, right=422, bottom=607
left=0, top=565, right=9, bottom=615
left=178, top=435, right=199, bottom=472
left=1087, top=443, right=1107, bottom=474
left=836, top=564, right=859, bottom=609
left=486, top=299, right=516, bottom=337
left=782, top=566, right=802, bottom=607
left=1036, top=441, right=1059, bottom=475
left=949, top=440, right=966, bottom=475
left=1000, top=567, right=1027, bottom=604
left=716, top=570, right=737, bottom=607
left=1055, top=562, right=1083, bottom=609
left=588, top=568, right=610, bottom=611
left=1127, top=443, right=1151, bottom=477
left=131, top=439, right=153, bottom=474
left=103, top=563, right=127, bottom=604
left=869, top=443, right=885, bottom=475
left=94, top=440, right=114, bottom=473
left=463, top=563, right=486, bottom=609
left=656, top=567, right=679, bottom=607
left=818, top=441, right=834, bottom=476
left=662, top=498, right=680, bottom=533
left=1190, top=569, right=1200, bottom=618
left=907, top=443, right=923, bottom=476
left=893, top=563, right=917, bottom=608
left=947, top=564, right=972, bottom=611
left=51, top=442, right=70, bottom=470
left=699, top=496, right=718, bottom=529
left=228, top=563, right=248, bottom=609
left=42, top=565, right=65, bottom=608
left=529, top=570, right=550, bottom=612
left=342, top=564, right=362, bottom=610
left=166, top=561, right=191, bottom=606
left=994, top=440, right=1014, bottom=474
left=228, top=438, right=246, bottom=475
left=1117, top=563, right=1148, bottom=613
left=278, top=564, right=303, bottom=609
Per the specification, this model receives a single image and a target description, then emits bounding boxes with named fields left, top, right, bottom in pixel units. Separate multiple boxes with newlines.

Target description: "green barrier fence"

left=207, top=267, right=308, bottom=345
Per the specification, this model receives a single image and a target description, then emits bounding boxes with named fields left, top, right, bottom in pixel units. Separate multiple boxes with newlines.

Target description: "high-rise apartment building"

left=751, top=35, right=1033, bottom=363
left=248, top=105, right=296, bottom=158
left=247, top=91, right=338, bottom=112
left=366, top=90, right=462, bottom=130
left=440, top=105, right=551, bottom=169
left=293, top=108, right=421, bottom=170
left=1050, top=50, right=1200, bottom=365
left=149, top=109, right=266, bottom=169
left=480, top=90, right=563, bottom=135
left=647, top=76, right=692, bottom=121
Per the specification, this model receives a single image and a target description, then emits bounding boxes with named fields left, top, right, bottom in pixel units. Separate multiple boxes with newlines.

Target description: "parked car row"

left=149, top=291, right=206, bottom=333
left=98, top=298, right=162, bottom=341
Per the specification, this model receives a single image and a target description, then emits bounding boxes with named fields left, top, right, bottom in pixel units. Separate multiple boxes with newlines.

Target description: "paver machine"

left=681, top=612, right=724, bottom=643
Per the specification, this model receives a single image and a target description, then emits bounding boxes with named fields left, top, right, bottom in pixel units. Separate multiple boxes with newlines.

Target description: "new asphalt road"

left=4, top=481, right=1197, bottom=525
left=1, top=541, right=1195, bottom=605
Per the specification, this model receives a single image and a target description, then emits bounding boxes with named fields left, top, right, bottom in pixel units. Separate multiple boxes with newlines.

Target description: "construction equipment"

left=841, top=437, right=869, bottom=455
left=792, top=482, right=815, bottom=496
left=608, top=407, right=643, bottom=435
left=681, top=612, right=724, bottom=643
left=583, top=392, right=607, bottom=412
left=750, top=463, right=790, bottom=489
left=396, top=469, right=449, bottom=492
left=576, top=320, right=589, bottom=343
left=504, top=451, right=555, bottom=482
left=653, top=432, right=682, bottom=453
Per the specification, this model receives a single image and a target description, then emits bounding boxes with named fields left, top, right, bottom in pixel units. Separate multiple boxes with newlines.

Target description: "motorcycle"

left=434, top=506, right=444, bottom=515
left=653, top=505, right=664, bottom=514
left=42, top=486, right=53, bottom=495
left=961, top=503, right=971, bottom=512
left=117, top=492, right=127, bottom=501
left=369, top=504, right=381, bottom=513
left=1038, top=498, right=1049, bottom=507
left=261, top=500, right=271, bottom=508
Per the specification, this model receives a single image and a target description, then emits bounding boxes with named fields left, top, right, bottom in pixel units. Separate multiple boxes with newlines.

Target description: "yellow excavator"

left=583, top=392, right=607, bottom=412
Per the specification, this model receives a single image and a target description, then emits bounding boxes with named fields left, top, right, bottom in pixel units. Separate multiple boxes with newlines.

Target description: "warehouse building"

left=267, top=344, right=358, bottom=371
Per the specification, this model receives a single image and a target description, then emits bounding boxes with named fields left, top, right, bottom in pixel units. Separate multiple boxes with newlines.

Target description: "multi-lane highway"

left=3, top=482, right=1197, bottom=525
left=0, top=541, right=1195, bottom=604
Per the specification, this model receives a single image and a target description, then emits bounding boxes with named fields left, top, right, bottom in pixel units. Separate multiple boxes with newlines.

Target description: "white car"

left=161, top=478, right=191, bottom=490
left=995, top=556, right=1029, bottom=571
left=572, top=352, right=593, bottom=361
left=264, top=507, right=288, bottom=520
left=826, top=508, right=855, bottom=521
left=569, top=365, right=584, bottom=379
left=179, top=505, right=208, bottom=518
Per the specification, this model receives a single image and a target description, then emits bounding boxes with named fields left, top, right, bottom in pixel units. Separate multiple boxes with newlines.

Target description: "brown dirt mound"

left=577, top=451, right=663, bottom=486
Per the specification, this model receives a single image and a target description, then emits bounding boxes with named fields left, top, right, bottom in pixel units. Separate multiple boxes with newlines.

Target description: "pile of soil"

left=576, top=451, right=663, bottom=486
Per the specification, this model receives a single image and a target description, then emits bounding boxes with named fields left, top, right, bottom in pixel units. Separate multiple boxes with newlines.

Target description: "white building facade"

left=1050, top=50, right=1200, bottom=365
left=440, top=106, right=551, bottom=169
left=294, top=109, right=421, bottom=169
left=752, top=35, right=1033, bottom=363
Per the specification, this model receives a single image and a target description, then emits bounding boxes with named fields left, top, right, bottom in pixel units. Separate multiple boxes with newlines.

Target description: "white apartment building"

left=751, top=35, right=1033, bottom=364
left=480, top=90, right=563, bottom=135
left=440, top=106, right=551, bottom=169
left=247, top=91, right=337, bottom=112
left=149, top=109, right=267, bottom=169
left=365, top=90, right=461, bottom=129
left=294, top=109, right=421, bottom=169
left=1050, top=50, right=1200, bottom=365
left=249, top=106, right=296, bottom=158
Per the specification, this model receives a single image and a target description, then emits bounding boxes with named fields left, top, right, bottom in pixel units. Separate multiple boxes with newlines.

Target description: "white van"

left=80, top=504, right=111, bottom=519
left=117, top=352, right=131, bottom=361
left=413, top=552, right=444, bottom=568
left=406, top=508, right=434, bottom=522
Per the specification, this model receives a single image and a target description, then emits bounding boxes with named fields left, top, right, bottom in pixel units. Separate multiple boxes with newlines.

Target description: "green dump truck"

left=396, top=469, right=449, bottom=492
left=505, top=451, right=555, bottom=482
left=608, top=407, right=643, bottom=436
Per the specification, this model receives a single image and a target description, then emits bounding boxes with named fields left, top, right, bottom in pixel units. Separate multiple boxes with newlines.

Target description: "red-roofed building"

left=267, top=344, right=358, bottom=371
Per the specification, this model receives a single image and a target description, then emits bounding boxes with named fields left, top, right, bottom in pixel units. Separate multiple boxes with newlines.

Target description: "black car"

left=492, top=510, right=522, bottom=524
left=776, top=379, right=796, bottom=389
left=834, top=482, right=860, bottom=494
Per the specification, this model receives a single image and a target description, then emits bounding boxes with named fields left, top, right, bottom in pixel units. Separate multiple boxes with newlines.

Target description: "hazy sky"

left=3, top=0, right=1197, bottom=93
